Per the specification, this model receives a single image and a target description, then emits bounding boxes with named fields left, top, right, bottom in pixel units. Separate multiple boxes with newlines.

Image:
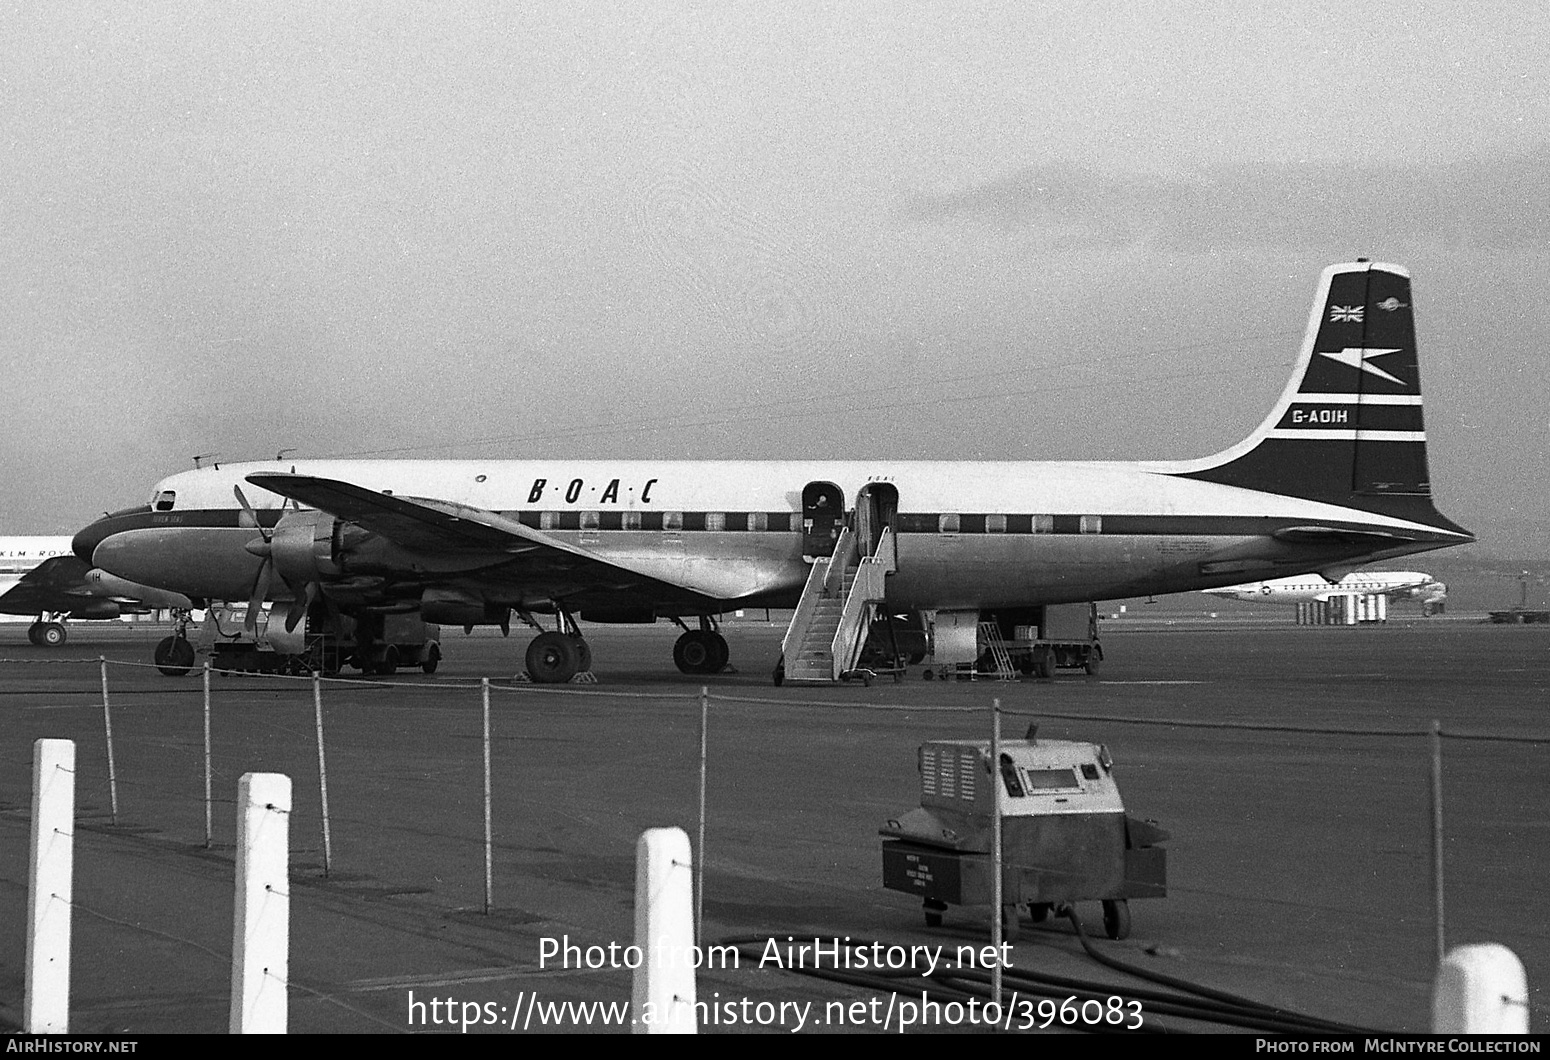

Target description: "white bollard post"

left=632, top=827, right=697, bottom=1034
left=26, top=739, right=75, bottom=1034
left=230, top=772, right=290, bottom=1034
left=1432, top=944, right=1529, bottom=1033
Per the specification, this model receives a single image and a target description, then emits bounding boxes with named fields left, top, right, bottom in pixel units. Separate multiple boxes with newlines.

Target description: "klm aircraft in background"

left=0, top=536, right=191, bottom=645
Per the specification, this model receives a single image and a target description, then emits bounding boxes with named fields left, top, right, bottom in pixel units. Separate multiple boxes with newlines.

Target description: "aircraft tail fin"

left=1169, top=261, right=1469, bottom=536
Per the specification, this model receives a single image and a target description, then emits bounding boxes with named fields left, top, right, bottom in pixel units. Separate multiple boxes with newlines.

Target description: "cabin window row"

left=517, top=511, right=1106, bottom=534
left=526, top=511, right=796, bottom=532
left=926, top=514, right=1101, bottom=534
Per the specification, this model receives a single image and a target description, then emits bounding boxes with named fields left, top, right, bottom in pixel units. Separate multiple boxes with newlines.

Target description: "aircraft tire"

left=41, top=622, right=67, bottom=647
left=673, top=630, right=716, bottom=674
left=707, top=632, right=729, bottom=673
left=573, top=636, right=592, bottom=673
left=1101, top=899, right=1131, bottom=941
left=154, top=635, right=196, bottom=677
left=27, top=622, right=43, bottom=646
left=375, top=644, right=399, bottom=676
left=1035, top=647, right=1057, bottom=679
left=527, top=631, right=580, bottom=683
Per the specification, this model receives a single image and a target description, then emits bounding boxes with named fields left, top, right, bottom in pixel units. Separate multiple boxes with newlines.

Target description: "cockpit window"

left=153, top=490, right=176, bottom=512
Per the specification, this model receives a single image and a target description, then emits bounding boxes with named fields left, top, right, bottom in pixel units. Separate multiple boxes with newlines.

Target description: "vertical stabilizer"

left=1171, top=262, right=1464, bottom=532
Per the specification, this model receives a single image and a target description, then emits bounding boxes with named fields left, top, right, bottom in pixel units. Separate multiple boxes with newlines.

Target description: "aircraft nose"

left=73, top=507, right=146, bottom=565
left=73, top=519, right=110, bottom=564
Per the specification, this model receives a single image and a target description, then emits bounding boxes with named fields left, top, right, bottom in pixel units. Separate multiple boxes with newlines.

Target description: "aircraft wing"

left=0, top=557, right=113, bottom=617
left=246, top=473, right=559, bottom=555
left=244, top=472, right=784, bottom=603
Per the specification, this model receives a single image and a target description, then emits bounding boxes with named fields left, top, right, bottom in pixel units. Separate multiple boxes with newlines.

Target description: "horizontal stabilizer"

left=1270, top=525, right=1415, bottom=546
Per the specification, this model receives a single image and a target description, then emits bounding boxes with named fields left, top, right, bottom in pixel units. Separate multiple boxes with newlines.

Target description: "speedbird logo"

left=1316, top=347, right=1405, bottom=386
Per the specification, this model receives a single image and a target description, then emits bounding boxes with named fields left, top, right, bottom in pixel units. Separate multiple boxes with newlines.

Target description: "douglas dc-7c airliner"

left=72, top=261, right=1473, bottom=682
left=1202, top=570, right=1444, bottom=607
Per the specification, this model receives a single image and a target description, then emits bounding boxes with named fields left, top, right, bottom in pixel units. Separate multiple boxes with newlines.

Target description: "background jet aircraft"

left=1201, top=570, right=1444, bottom=606
left=0, top=535, right=193, bottom=645
left=73, top=261, right=1473, bottom=681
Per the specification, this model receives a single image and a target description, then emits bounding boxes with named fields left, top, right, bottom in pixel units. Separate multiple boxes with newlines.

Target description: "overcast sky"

left=4, top=2, right=1547, bottom=555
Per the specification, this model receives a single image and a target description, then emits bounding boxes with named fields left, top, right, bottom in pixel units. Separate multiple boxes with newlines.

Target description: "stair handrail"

left=831, top=548, right=889, bottom=678
left=871, top=521, right=897, bottom=571
left=821, top=527, right=857, bottom=595
left=781, top=555, right=831, bottom=664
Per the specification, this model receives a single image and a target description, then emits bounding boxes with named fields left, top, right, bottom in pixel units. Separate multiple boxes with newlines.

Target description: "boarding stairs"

left=780, top=526, right=894, bottom=684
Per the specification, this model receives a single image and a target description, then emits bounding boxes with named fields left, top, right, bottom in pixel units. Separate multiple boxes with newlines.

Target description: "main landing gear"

left=516, top=611, right=733, bottom=683
left=28, top=619, right=68, bottom=647
left=672, top=616, right=729, bottom=675
left=522, top=609, right=595, bottom=684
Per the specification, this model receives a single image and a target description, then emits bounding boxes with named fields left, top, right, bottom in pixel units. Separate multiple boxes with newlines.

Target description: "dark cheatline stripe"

left=82, top=505, right=1462, bottom=545
left=1275, top=404, right=1426, bottom=431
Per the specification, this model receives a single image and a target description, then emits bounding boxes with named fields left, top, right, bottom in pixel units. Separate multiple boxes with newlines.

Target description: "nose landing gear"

left=154, top=609, right=197, bottom=677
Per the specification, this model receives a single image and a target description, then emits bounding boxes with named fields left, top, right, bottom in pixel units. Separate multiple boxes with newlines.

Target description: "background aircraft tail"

left=1169, top=261, right=1469, bottom=535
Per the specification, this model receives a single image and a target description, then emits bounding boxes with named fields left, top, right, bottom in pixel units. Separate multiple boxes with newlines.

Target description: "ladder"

left=978, top=622, right=1017, bottom=681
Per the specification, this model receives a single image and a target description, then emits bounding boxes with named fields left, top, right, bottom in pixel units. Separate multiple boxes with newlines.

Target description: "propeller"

left=238, top=484, right=328, bottom=635
left=235, top=485, right=274, bottom=634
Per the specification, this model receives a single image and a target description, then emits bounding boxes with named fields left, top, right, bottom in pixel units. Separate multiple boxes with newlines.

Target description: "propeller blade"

left=285, top=581, right=318, bottom=633
left=245, top=557, right=273, bottom=634
left=234, top=485, right=272, bottom=540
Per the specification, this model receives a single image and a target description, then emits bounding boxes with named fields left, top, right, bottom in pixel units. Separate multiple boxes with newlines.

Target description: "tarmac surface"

left=1, top=614, right=1547, bottom=1034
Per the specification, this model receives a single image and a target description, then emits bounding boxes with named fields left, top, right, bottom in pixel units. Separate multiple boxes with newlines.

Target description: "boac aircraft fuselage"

left=73, top=261, right=1473, bottom=681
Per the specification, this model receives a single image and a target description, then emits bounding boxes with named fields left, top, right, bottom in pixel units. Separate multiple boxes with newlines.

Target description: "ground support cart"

left=881, top=737, right=1167, bottom=940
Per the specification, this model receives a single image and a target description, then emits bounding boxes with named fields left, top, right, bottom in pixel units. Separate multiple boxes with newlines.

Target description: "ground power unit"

left=880, top=737, right=1168, bottom=940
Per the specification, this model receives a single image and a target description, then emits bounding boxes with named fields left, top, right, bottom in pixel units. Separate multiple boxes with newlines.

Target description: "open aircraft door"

left=801, top=481, right=844, bottom=561
left=856, top=483, right=899, bottom=569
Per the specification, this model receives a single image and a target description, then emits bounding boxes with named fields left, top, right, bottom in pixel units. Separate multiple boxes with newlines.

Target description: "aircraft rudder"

left=1178, top=262, right=1447, bottom=512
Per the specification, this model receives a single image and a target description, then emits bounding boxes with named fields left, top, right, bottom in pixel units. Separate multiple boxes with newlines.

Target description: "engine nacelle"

left=270, top=511, right=342, bottom=586
left=419, top=587, right=509, bottom=627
